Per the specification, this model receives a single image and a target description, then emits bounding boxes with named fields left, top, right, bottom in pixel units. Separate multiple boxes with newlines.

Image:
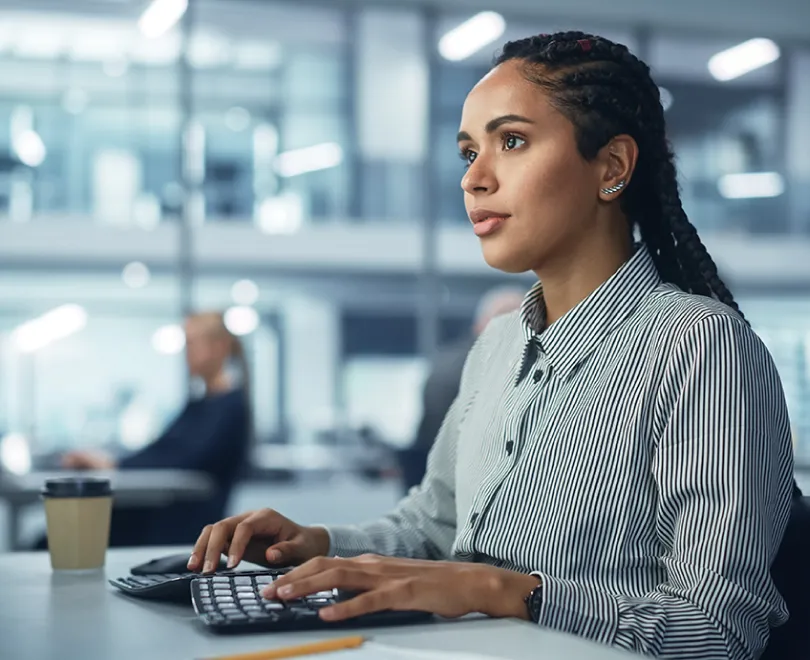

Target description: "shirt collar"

left=518, top=244, right=662, bottom=382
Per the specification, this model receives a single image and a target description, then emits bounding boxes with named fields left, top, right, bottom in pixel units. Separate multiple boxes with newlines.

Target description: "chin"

left=480, top=241, right=534, bottom=274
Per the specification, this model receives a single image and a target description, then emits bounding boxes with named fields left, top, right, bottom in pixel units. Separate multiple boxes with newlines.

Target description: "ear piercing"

left=601, top=180, right=626, bottom=195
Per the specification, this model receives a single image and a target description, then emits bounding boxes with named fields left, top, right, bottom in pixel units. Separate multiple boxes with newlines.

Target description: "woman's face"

left=184, top=318, right=228, bottom=378
left=458, top=59, right=606, bottom=274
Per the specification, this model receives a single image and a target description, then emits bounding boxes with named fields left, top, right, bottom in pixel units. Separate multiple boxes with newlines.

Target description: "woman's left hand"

left=262, top=554, right=540, bottom=622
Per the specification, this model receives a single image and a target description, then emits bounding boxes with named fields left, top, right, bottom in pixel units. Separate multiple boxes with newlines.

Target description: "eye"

left=459, top=148, right=477, bottom=167
left=503, top=134, right=526, bottom=151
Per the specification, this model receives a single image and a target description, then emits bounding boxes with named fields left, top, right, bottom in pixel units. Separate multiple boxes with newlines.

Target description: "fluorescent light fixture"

left=718, top=172, right=785, bottom=199
left=231, top=279, right=259, bottom=306
left=274, top=142, right=342, bottom=178
left=12, top=304, right=87, bottom=353
left=139, top=0, right=188, bottom=39
left=122, top=261, right=151, bottom=289
left=438, top=12, right=505, bottom=62
left=224, top=306, right=259, bottom=336
left=152, top=324, right=185, bottom=355
left=708, top=38, right=780, bottom=81
left=12, top=130, right=47, bottom=167
left=0, top=433, right=31, bottom=475
left=256, top=193, right=303, bottom=234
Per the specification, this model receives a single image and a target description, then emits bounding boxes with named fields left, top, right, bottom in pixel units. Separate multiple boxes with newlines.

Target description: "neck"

left=533, top=223, right=633, bottom=326
left=205, top=370, right=232, bottom=395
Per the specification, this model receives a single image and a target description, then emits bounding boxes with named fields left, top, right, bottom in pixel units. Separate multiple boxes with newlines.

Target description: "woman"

left=62, top=311, right=251, bottom=545
left=188, top=33, right=794, bottom=658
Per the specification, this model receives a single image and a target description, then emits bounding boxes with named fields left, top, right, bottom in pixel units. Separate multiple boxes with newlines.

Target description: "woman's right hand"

left=187, top=509, right=331, bottom=573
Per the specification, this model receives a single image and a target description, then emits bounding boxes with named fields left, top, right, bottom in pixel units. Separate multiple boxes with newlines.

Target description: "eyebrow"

left=456, top=114, right=536, bottom=143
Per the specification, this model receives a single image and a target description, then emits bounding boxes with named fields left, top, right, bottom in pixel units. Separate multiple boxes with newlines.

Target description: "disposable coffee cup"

left=41, top=477, right=113, bottom=572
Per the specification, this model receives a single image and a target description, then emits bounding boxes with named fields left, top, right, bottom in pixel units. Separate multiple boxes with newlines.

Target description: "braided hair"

left=495, top=32, right=745, bottom=321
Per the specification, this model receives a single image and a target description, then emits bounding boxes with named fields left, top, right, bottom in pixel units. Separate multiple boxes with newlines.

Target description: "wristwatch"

left=524, top=579, right=544, bottom=623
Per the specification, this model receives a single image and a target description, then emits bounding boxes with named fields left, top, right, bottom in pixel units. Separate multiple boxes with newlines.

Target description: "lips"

left=469, top=209, right=510, bottom=237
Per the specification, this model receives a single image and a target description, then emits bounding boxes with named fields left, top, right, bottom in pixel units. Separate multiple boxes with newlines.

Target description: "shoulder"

left=640, top=285, right=775, bottom=375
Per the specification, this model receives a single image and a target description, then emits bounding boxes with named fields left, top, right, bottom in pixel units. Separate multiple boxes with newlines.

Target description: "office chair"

left=762, top=490, right=810, bottom=660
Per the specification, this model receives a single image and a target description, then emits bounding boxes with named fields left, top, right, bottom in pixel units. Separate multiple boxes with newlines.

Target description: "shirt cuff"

left=531, top=572, right=619, bottom=647
left=317, top=525, right=375, bottom=558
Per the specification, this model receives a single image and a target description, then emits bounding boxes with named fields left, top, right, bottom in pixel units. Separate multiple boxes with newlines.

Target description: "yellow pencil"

left=198, top=635, right=366, bottom=660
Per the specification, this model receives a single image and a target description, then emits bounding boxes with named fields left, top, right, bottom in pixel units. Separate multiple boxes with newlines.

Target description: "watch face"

left=528, top=585, right=543, bottom=622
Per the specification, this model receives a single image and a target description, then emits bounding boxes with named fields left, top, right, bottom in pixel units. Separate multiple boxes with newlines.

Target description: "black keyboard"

left=191, top=571, right=433, bottom=633
left=110, top=572, right=207, bottom=602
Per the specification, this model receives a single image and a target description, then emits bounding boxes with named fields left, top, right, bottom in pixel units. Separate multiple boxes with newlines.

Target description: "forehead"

left=460, top=60, right=552, bottom=128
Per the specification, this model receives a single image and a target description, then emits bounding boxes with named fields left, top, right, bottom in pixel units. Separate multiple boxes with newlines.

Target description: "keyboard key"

left=201, top=597, right=212, bottom=605
left=233, top=577, right=253, bottom=586
left=235, top=586, right=255, bottom=594
left=247, top=611, right=270, bottom=619
left=307, top=598, right=333, bottom=609
left=213, top=589, right=232, bottom=596
left=225, top=612, right=248, bottom=621
left=263, top=602, right=284, bottom=611
left=212, top=577, right=230, bottom=584
left=255, top=575, right=274, bottom=585
left=309, top=591, right=335, bottom=599
left=241, top=604, right=261, bottom=612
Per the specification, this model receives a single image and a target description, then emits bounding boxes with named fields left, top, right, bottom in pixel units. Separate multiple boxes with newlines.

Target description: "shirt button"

left=505, top=441, right=514, bottom=455
left=470, top=513, right=479, bottom=525
left=532, top=369, right=543, bottom=383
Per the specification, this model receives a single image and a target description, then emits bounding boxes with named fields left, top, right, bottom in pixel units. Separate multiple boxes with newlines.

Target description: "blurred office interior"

left=0, top=0, right=809, bottom=549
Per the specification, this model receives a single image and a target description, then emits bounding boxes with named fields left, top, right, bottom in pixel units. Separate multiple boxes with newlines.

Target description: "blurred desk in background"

left=0, top=469, right=214, bottom=551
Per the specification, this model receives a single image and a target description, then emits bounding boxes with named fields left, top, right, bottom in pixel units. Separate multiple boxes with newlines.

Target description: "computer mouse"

left=130, top=552, right=227, bottom=575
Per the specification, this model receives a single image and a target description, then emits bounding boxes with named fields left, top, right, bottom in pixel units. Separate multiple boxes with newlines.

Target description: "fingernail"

left=267, top=550, right=280, bottom=562
left=203, top=560, right=213, bottom=573
left=227, top=555, right=236, bottom=568
left=262, top=585, right=275, bottom=598
left=187, top=554, right=197, bottom=569
left=320, top=607, right=335, bottom=620
left=278, top=585, right=293, bottom=597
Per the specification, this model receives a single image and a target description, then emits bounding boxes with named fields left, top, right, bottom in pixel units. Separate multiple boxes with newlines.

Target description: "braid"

left=495, top=32, right=746, bottom=322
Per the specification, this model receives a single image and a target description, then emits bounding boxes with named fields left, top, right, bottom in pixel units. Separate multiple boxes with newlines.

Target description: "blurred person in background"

left=189, top=32, right=800, bottom=659
left=398, top=286, right=525, bottom=492
left=54, top=311, right=252, bottom=546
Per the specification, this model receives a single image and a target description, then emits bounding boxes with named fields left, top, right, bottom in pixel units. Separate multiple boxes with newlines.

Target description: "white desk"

left=0, top=547, right=639, bottom=660
left=0, top=470, right=215, bottom=550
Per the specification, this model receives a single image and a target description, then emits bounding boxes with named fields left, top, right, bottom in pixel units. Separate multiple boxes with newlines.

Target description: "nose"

left=461, top=154, right=498, bottom=196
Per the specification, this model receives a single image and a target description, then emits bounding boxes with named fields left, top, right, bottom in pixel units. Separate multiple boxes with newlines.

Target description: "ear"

left=596, top=134, right=638, bottom=201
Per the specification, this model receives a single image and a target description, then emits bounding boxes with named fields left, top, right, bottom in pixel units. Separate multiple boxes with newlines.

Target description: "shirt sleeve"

left=532, top=313, right=794, bottom=659
left=326, top=332, right=488, bottom=559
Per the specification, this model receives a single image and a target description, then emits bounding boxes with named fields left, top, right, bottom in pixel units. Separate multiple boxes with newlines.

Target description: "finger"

left=265, top=539, right=305, bottom=565
left=188, top=524, right=213, bottom=571
left=320, top=589, right=398, bottom=622
left=226, top=512, right=266, bottom=568
left=268, top=557, right=338, bottom=592
left=264, top=566, right=378, bottom=601
left=203, top=515, right=245, bottom=573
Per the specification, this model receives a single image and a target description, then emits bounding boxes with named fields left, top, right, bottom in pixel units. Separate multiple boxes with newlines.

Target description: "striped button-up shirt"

left=328, top=245, right=794, bottom=659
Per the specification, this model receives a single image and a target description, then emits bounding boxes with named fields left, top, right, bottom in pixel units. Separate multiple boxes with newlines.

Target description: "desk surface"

left=0, top=547, right=637, bottom=660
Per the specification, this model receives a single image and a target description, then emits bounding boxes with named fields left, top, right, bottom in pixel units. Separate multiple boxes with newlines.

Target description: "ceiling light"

left=13, top=130, right=47, bottom=167
left=0, top=433, right=31, bottom=475
left=122, top=261, right=151, bottom=289
left=708, top=38, right=780, bottom=81
left=256, top=193, right=303, bottom=234
left=12, top=304, right=87, bottom=353
left=438, top=12, right=505, bottom=62
left=139, top=0, right=188, bottom=39
left=274, top=142, right=342, bottom=178
left=231, top=279, right=259, bottom=306
left=151, top=324, right=185, bottom=355
left=717, top=172, right=785, bottom=199
left=224, top=306, right=259, bottom=336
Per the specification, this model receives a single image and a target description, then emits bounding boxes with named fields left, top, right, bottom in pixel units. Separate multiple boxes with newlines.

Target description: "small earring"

left=601, top=180, right=626, bottom=195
